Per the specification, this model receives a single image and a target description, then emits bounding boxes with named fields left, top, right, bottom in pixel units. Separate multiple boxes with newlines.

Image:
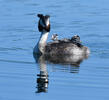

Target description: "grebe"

left=33, top=14, right=90, bottom=56
left=51, top=34, right=58, bottom=41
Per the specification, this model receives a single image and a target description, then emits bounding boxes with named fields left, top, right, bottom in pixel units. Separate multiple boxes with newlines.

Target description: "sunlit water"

left=0, top=0, right=109, bottom=100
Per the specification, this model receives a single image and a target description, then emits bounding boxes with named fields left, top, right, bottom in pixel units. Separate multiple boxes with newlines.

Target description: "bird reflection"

left=35, top=55, right=49, bottom=93
left=33, top=53, right=89, bottom=93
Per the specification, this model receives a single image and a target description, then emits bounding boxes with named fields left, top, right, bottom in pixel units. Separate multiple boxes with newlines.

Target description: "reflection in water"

left=51, top=64, right=80, bottom=73
left=33, top=53, right=89, bottom=93
left=35, top=56, right=49, bottom=93
left=37, top=73, right=48, bottom=93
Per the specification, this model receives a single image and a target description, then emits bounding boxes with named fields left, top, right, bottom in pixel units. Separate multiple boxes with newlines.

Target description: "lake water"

left=0, top=0, right=109, bottom=100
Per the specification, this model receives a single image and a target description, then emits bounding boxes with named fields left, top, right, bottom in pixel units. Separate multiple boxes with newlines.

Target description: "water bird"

left=51, top=34, right=58, bottom=41
left=33, top=14, right=90, bottom=56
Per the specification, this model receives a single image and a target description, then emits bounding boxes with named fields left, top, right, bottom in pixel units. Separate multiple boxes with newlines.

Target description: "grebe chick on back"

left=33, top=14, right=90, bottom=56
left=51, top=34, right=58, bottom=41
left=51, top=34, right=70, bottom=42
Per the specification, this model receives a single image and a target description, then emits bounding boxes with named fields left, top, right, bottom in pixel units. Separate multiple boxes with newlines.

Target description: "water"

left=0, top=0, right=109, bottom=100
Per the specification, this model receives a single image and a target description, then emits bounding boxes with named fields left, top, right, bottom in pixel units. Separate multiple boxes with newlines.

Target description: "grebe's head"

left=37, top=14, right=50, bottom=32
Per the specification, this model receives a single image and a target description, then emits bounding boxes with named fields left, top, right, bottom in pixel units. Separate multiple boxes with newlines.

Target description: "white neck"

left=34, top=31, right=49, bottom=54
left=39, top=56, right=48, bottom=76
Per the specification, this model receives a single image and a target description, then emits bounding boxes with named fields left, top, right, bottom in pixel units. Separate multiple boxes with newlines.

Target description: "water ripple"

left=0, top=59, right=35, bottom=64
left=0, top=47, right=28, bottom=51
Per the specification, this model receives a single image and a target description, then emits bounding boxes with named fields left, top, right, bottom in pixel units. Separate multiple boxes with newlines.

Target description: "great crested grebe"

left=33, top=14, right=90, bottom=56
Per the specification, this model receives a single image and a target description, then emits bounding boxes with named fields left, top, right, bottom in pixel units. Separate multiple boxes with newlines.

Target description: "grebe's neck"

left=34, top=31, right=49, bottom=54
left=39, top=31, right=49, bottom=45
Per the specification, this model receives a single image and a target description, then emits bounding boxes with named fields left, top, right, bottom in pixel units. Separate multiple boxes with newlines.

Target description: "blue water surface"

left=0, top=0, right=109, bottom=100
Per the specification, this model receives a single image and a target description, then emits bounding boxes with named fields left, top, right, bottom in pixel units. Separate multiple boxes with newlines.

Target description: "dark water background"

left=0, top=0, right=109, bottom=100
